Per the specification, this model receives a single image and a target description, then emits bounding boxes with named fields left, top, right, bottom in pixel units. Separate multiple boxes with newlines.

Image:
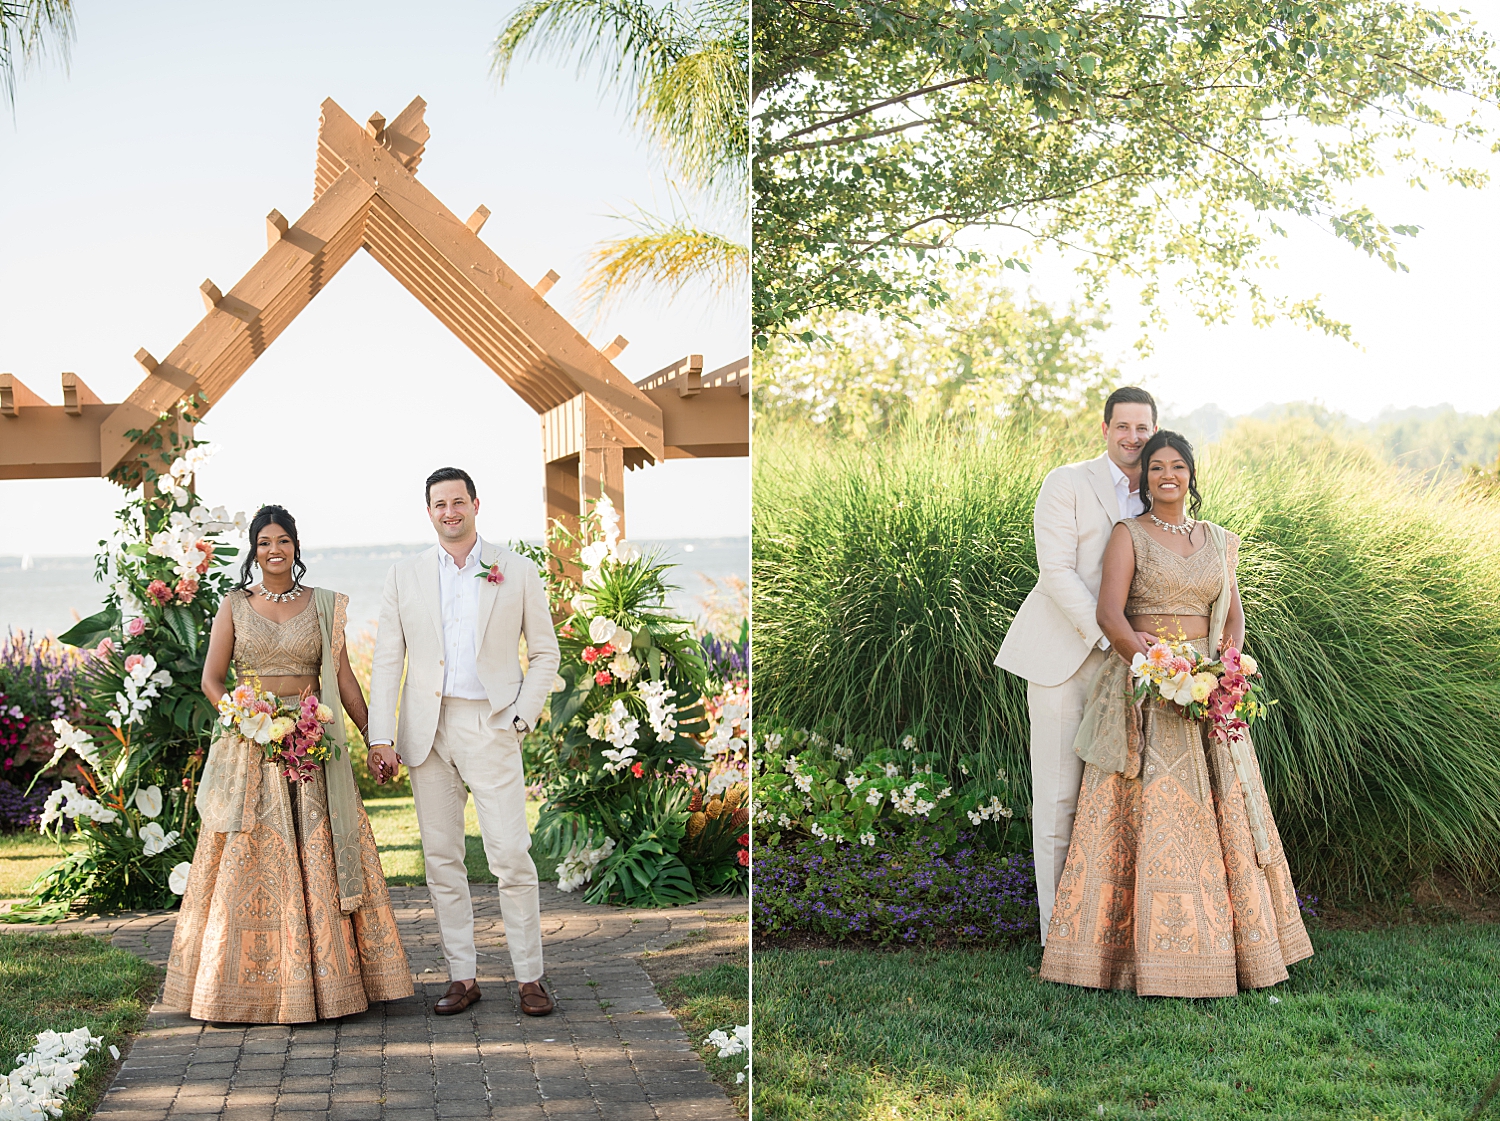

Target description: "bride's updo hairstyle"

left=1138, top=430, right=1203, bottom=518
left=239, top=504, right=309, bottom=590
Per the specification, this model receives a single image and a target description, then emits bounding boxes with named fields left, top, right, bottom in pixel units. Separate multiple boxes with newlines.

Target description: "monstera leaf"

left=58, top=607, right=120, bottom=650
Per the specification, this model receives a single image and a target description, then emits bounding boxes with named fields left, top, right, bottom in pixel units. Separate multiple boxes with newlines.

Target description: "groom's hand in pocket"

left=369, top=745, right=401, bottom=784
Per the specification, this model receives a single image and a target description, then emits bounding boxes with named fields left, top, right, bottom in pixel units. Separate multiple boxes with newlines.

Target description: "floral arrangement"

left=7, top=406, right=245, bottom=920
left=1129, top=635, right=1270, bottom=743
left=523, top=495, right=749, bottom=906
left=216, top=682, right=336, bottom=782
left=0, top=1026, right=117, bottom=1121
left=752, top=725, right=1018, bottom=853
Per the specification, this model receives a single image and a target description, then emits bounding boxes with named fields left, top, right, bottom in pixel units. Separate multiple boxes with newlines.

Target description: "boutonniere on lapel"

left=475, top=563, right=504, bottom=585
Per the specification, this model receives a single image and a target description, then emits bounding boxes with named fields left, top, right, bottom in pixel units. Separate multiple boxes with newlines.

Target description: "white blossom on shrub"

left=588, top=699, right=640, bottom=755
left=139, top=822, right=180, bottom=857
left=39, top=781, right=119, bottom=829
left=132, top=785, right=163, bottom=819
left=638, top=679, right=678, bottom=740
left=168, top=862, right=192, bottom=896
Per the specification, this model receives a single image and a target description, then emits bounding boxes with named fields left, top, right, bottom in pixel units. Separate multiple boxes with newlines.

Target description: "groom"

left=994, top=387, right=1157, bottom=942
left=368, top=466, right=561, bottom=1016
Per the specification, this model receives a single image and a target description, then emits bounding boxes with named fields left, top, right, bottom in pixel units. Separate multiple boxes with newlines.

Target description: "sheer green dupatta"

left=1069, top=523, right=1275, bottom=865
left=315, top=587, right=367, bottom=913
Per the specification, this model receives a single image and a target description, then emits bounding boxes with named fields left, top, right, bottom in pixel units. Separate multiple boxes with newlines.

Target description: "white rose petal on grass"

left=169, top=861, right=193, bottom=895
left=1268, top=995, right=1281, bottom=1005
left=133, top=785, right=163, bottom=819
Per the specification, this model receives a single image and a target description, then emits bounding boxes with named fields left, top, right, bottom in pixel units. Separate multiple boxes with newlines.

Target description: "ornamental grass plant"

left=752, top=415, right=1500, bottom=897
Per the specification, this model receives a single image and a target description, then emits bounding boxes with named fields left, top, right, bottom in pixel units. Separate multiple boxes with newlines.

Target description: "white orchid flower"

left=133, top=785, right=163, bottom=819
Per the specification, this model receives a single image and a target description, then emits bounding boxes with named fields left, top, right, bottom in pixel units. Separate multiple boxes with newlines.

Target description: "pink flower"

left=174, top=577, right=199, bottom=604
left=1170, top=656, right=1194, bottom=675
left=1145, top=643, right=1172, bottom=668
left=1220, top=672, right=1248, bottom=698
left=1220, top=647, right=1242, bottom=674
left=125, top=617, right=146, bottom=637
left=485, top=564, right=504, bottom=584
left=125, top=654, right=145, bottom=673
left=595, top=670, right=613, bottom=686
left=94, top=637, right=116, bottom=657
left=194, top=540, right=215, bottom=575
left=630, top=761, right=644, bottom=778
left=582, top=646, right=600, bottom=665
left=146, top=580, right=173, bottom=606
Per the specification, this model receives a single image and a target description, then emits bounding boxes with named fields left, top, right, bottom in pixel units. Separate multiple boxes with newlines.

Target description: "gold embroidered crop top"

left=1123, top=519, right=1224, bottom=618
left=229, top=591, right=321, bottom=678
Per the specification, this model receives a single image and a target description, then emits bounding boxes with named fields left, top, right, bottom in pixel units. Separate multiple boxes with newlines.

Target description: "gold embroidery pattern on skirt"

left=1040, top=701, right=1313, bottom=997
left=162, top=751, right=413, bottom=1023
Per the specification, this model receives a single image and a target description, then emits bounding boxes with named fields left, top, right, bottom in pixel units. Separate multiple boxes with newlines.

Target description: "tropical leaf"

left=58, top=606, right=119, bottom=649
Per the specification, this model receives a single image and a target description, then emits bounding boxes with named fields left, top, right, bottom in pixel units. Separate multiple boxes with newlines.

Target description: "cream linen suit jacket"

left=368, top=541, right=561, bottom=767
left=994, top=454, right=1124, bottom=687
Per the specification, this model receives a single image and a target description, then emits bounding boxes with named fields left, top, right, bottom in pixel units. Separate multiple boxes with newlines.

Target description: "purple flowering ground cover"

left=753, top=832, right=1038, bottom=945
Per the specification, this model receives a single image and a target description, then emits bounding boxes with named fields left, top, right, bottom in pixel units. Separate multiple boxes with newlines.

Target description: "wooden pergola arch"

left=0, top=97, right=748, bottom=544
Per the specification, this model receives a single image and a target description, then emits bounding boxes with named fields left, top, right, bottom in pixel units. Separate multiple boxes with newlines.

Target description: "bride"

left=163, top=504, right=412, bottom=1022
left=1039, top=431, right=1312, bottom=996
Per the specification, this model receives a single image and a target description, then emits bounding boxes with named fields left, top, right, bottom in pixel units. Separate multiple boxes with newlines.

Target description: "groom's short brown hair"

left=426, top=466, right=477, bottom=506
left=1104, top=386, right=1157, bottom=426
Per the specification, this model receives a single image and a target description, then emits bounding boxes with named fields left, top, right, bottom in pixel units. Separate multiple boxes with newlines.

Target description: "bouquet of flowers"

left=1129, top=636, right=1270, bottom=745
left=216, top=680, right=338, bottom=782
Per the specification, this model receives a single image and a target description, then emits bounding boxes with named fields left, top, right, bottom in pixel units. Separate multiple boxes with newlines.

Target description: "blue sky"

left=0, top=0, right=747, bottom=555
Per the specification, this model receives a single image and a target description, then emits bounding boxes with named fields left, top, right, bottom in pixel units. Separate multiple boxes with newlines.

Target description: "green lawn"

left=0, top=829, right=81, bottom=899
left=753, top=925, right=1500, bottom=1120
left=364, top=795, right=549, bottom=885
left=0, top=931, right=160, bottom=1121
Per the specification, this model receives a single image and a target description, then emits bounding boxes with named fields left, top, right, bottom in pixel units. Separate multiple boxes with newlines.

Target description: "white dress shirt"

left=1108, top=457, right=1145, bottom=518
left=1096, top=458, right=1145, bottom=651
left=438, top=537, right=488, bottom=700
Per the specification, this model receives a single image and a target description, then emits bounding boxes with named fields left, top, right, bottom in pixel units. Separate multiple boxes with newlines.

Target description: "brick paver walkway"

left=42, top=885, right=743, bottom=1121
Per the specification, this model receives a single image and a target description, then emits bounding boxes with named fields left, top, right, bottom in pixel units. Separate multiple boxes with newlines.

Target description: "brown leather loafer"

left=518, top=980, right=554, bottom=1017
left=434, top=980, right=481, bottom=1015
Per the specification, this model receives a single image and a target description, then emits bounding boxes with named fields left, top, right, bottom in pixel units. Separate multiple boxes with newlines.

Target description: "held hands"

left=367, top=745, right=402, bottom=785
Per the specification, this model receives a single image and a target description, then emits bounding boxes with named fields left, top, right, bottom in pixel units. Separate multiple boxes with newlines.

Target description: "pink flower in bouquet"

left=94, top=637, right=115, bottom=657
left=1220, top=647, right=1242, bottom=674
left=296, top=716, right=322, bottom=741
left=1146, top=643, right=1173, bottom=669
left=1219, top=672, right=1248, bottom=699
left=194, top=540, right=215, bottom=574
left=230, top=682, right=257, bottom=708
left=1170, top=655, right=1194, bottom=675
left=125, top=618, right=146, bottom=637
left=125, top=654, right=145, bottom=673
left=174, top=577, right=199, bottom=604
left=595, top=670, right=613, bottom=686
left=582, top=646, right=601, bottom=665
left=146, top=580, right=173, bottom=606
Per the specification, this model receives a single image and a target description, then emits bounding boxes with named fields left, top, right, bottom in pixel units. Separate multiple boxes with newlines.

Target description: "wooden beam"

left=135, top=348, right=159, bottom=373
left=366, top=112, right=386, bottom=143
left=534, top=270, right=560, bottom=297
left=0, top=402, right=113, bottom=479
left=200, top=280, right=223, bottom=311
left=61, top=372, right=102, bottom=415
left=601, top=335, right=629, bottom=360
left=266, top=209, right=289, bottom=246
left=385, top=96, right=429, bottom=171
left=465, top=205, right=490, bottom=235
left=0, top=373, right=47, bottom=416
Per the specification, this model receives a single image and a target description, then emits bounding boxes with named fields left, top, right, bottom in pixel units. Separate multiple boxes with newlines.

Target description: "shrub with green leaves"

left=753, top=416, right=1500, bottom=896
left=528, top=498, right=749, bottom=906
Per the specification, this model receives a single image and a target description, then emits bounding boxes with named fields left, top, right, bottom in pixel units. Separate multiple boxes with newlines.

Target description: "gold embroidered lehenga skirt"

left=163, top=732, right=413, bottom=1022
left=1039, top=695, right=1313, bottom=997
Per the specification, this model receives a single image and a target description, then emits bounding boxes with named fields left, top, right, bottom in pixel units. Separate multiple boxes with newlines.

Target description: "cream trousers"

left=408, top=697, right=543, bottom=983
left=1027, top=645, right=1107, bottom=945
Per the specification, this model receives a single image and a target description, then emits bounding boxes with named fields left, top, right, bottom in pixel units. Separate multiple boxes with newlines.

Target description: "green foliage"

left=492, top=0, right=748, bottom=308
left=755, top=262, right=1117, bottom=437
left=753, top=0, right=1500, bottom=341
left=753, top=414, right=1500, bottom=896
left=0, top=0, right=72, bottom=106
left=530, top=501, right=748, bottom=905
left=753, top=926, right=1500, bottom=1119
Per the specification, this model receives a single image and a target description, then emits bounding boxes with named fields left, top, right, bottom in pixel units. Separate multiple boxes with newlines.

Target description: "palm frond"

left=0, top=0, right=74, bottom=106
left=581, top=218, right=748, bottom=311
left=647, top=39, right=747, bottom=196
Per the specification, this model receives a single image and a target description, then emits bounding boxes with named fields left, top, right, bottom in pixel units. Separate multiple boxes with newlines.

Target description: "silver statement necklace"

left=258, top=583, right=303, bottom=604
left=1148, top=512, right=1196, bottom=536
